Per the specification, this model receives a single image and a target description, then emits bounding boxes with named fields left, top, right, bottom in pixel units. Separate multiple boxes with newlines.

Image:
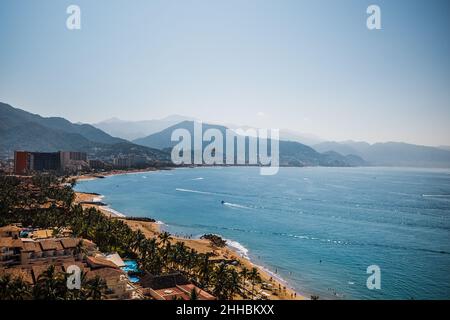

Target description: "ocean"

left=75, top=167, right=450, bottom=299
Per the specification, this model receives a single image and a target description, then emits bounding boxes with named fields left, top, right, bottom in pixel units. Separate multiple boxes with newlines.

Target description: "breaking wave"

left=225, top=239, right=250, bottom=259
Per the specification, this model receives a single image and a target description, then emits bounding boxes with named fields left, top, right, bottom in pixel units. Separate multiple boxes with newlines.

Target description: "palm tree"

left=0, top=274, right=32, bottom=300
left=196, top=253, right=213, bottom=288
left=33, top=265, right=67, bottom=300
left=211, top=263, right=235, bottom=300
left=1, top=174, right=264, bottom=300
left=158, top=231, right=172, bottom=247
left=157, top=231, right=172, bottom=266
left=74, top=239, right=88, bottom=258
left=190, top=287, right=199, bottom=300
left=132, top=229, right=146, bottom=252
left=248, top=267, right=261, bottom=299
left=240, top=267, right=249, bottom=284
left=227, top=268, right=242, bottom=299
left=84, top=275, right=107, bottom=300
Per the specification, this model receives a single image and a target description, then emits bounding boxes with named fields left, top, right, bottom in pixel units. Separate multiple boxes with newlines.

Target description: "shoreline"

left=73, top=169, right=308, bottom=300
left=74, top=167, right=165, bottom=182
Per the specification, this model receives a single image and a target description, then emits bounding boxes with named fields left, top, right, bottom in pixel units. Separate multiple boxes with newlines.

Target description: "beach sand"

left=73, top=168, right=161, bottom=182
left=74, top=188, right=307, bottom=300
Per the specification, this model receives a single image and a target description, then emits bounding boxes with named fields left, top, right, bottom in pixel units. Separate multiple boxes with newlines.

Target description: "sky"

left=0, top=0, right=449, bottom=146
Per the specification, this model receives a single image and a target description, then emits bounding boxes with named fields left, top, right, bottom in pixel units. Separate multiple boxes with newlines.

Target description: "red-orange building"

left=14, top=151, right=30, bottom=175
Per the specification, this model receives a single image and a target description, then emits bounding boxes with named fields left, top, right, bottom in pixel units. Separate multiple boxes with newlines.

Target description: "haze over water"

left=75, top=167, right=450, bottom=299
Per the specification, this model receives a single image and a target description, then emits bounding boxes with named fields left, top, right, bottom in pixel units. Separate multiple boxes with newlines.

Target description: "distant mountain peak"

left=0, top=102, right=169, bottom=161
left=313, top=140, right=450, bottom=168
left=159, top=114, right=197, bottom=122
left=99, top=117, right=124, bottom=124
left=133, top=120, right=367, bottom=167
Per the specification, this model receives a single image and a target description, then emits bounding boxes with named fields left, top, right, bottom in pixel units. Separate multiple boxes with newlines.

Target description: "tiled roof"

left=0, top=237, right=23, bottom=248
left=154, top=287, right=190, bottom=300
left=32, top=229, right=53, bottom=239
left=177, top=284, right=216, bottom=300
left=62, top=261, right=88, bottom=273
left=22, top=241, right=41, bottom=252
left=86, top=256, right=119, bottom=269
left=60, top=238, right=81, bottom=249
left=55, top=241, right=64, bottom=251
left=38, top=240, right=58, bottom=251
left=86, top=267, right=125, bottom=280
left=0, top=225, right=21, bottom=232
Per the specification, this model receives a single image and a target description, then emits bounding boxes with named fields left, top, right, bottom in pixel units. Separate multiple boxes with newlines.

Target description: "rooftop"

left=0, top=225, right=22, bottom=232
left=32, top=229, right=53, bottom=239
left=177, top=284, right=216, bottom=300
left=0, top=237, right=23, bottom=248
left=38, top=239, right=58, bottom=251
left=60, top=238, right=81, bottom=249
left=86, top=267, right=125, bottom=281
left=86, top=255, right=119, bottom=269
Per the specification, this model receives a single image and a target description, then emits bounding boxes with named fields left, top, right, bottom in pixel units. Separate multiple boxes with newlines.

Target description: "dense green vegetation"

left=0, top=174, right=262, bottom=300
left=0, top=266, right=107, bottom=300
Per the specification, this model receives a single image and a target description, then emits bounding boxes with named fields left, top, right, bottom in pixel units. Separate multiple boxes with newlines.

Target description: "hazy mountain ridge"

left=0, top=102, right=170, bottom=161
left=94, top=115, right=324, bottom=146
left=93, top=115, right=197, bottom=141
left=4, top=102, right=447, bottom=168
left=0, top=103, right=125, bottom=145
left=134, top=121, right=366, bottom=167
left=313, top=140, right=450, bottom=168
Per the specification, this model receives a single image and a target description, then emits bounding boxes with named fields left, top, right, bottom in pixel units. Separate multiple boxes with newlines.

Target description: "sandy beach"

left=74, top=167, right=162, bottom=182
left=74, top=172, right=307, bottom=300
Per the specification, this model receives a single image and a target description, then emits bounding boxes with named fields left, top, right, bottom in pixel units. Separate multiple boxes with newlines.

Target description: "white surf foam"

left=92, top=195, right=105, bottom=202
left=102, top=206, right=126, bottom=218
left=257, top=264, right=289, bottom=285
left=225, top=238, right=303, bottom=297
left=226, top=239, right=250, bottom=259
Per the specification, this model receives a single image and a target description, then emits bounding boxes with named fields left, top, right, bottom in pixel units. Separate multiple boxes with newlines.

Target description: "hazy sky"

left=0, top=0, right=449, bottom=146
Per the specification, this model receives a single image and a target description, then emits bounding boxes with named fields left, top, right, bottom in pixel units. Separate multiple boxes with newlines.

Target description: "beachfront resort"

left=0, top=173, right=298, bottom=300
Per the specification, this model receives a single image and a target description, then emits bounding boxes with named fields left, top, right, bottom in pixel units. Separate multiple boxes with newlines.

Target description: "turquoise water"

left=75, top=167, right=450, bottom=299
left=121, top=260, right=139, bottom=283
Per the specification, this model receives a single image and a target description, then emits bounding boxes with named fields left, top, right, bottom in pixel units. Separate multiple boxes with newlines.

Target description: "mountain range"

left=2, top=101, right=450, bottom=168
left=0, top=102, right=169, bottom=161
left=93, top=115, right=197, bottom=141
left=94, top=117, right=324, bottom=146
left=133, top=121, right=366, bottom=167
left=313, top=141, right=450, bottom=168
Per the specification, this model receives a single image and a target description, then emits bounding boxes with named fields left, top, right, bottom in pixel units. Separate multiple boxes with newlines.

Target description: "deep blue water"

left=75, top=167, right=450, bottom=299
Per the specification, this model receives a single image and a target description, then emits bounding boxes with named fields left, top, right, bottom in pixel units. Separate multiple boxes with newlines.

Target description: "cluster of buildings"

left=0, top=225, right=137, bottom=299
left=12, top=150, right=154, bottom=175
left=0, top=225, right=215, bottom=300
left=140, top=272, right=215, bottom=300
left=14, top=151, right=89, bottom=175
